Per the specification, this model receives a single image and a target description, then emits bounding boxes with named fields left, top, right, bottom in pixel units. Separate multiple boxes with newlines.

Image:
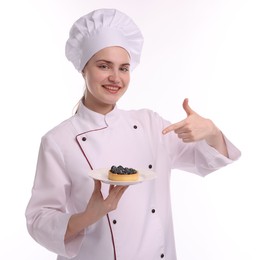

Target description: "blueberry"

left=111, top=165, right=117, bottom=173
left=110, top=165, right=136, bottom=175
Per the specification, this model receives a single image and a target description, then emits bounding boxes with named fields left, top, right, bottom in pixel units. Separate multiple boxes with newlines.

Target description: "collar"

left=76, top=101, right=120, bottom=129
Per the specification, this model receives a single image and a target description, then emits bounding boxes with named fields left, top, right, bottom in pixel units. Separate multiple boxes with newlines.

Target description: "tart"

left=108, top=165, right=139, bottom=181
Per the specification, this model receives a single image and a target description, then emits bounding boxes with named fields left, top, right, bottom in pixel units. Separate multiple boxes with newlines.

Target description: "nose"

left=108, top=70, right=120, bottom=84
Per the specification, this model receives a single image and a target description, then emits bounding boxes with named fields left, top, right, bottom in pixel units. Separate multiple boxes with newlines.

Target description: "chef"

left=25, top=8, right=241, bottom=260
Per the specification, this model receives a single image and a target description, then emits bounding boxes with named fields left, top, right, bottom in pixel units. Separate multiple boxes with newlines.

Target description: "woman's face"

left=82, top=46, right=131, bottom=114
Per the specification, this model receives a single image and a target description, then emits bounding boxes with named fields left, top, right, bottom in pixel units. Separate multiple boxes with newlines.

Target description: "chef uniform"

left=25, top=9, right=241, bottom=260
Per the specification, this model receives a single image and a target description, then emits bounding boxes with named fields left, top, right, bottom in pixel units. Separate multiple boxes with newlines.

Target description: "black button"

left=148, top=164, right=152, bottom=169
left=82, top=137, right=86, bottom=141
left=161, top=253, right=165, bottom=258
left=151, top=209, right=155, bottom=213
left=113, top=220, right=117, bottom=224
left=133, top=125, right=137, bottom=129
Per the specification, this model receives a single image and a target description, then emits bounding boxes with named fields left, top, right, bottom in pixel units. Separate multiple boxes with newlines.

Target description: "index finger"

left=107, top=185, right=129, bottom=203
left=162, top=119, right=185, bottom=135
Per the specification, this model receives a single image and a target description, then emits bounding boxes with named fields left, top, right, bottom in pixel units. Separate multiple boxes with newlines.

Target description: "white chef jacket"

left=25, top=102, right=241, bottom=260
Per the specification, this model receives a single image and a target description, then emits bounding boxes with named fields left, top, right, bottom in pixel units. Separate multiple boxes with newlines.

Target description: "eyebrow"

left=95, top=59, right=130, bottom=66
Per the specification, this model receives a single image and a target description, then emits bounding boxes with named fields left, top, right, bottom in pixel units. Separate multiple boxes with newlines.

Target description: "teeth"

left=104, top=85, right=119, bottom=91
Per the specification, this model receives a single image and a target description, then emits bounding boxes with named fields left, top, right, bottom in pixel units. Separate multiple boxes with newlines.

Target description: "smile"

left=102, top=85, right=121, bottom=94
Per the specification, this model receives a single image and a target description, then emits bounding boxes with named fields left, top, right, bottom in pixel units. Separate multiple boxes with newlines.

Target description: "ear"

left=81, top=62, right=88, bottom=77
left=81, top=68, right=86, bottom=78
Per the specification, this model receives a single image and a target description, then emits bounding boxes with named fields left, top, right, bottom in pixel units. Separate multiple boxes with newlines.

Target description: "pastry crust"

left=108, top=171, right=139, bottom=181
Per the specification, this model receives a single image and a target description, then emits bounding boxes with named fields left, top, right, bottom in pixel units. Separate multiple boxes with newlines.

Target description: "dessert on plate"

left=108, top=165, right=139, bottom=181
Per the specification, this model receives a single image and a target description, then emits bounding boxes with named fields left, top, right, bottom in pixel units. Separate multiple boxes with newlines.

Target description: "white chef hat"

left=65, top=8, right=144, bottom=72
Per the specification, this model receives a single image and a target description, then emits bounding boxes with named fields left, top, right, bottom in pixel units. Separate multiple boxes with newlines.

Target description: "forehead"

left=91, top=46, right=131, bottom=63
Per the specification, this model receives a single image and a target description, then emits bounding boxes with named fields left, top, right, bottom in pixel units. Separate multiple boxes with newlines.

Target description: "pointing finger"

left=162, top=119, right=185, bottom=135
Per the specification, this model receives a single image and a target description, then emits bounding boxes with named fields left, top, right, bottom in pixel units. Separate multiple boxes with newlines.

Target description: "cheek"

left=84, top=72, right=102, bottom=89
left=123, top=74, right=130, bottom=87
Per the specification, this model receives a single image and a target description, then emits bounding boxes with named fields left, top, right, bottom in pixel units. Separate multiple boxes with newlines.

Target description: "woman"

left=25, top=8, right=241, bottom=260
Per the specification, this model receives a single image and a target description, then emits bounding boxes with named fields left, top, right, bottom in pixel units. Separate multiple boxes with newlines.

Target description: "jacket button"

left=113, top=220, right=117, bottom=224
left=82, top=137, right=86, bottom=141
left=133, top=125, right=137, bottom=129
left=151, top=209, right=156, bottom=213
left=160, top=253, right=165, bottom=258
left=148, top=164, right=152, bottom=169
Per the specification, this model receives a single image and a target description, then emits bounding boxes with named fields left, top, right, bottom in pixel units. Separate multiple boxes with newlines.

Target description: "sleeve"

left=178, top=136, right=242, bottom=177
left=148, top=110, right=241, bottom=177
left=25, top=134, right=84, bottom=258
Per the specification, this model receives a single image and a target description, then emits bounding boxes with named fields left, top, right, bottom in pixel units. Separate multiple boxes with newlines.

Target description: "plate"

left=88, top=168, right=157, bottom=186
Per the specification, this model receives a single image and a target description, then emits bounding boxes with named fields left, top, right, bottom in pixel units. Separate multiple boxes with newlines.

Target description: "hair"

left=72, top=66, right=88, bottom=114
left=73, top=87, right=87, bottom=114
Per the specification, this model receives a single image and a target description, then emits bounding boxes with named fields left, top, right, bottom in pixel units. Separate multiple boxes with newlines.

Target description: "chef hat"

left=65, top=8, right=144, bottom=72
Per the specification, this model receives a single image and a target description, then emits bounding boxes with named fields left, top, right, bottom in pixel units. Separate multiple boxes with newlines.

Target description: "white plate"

left=88, top=168, right=157, bottom=186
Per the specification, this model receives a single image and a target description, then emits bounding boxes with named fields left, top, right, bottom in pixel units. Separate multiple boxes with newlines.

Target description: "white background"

left=0, top=0, right=257, bottom=259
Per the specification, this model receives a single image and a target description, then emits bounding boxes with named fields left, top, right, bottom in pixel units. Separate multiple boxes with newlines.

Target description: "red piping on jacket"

left=75, top=126, right=117, bottom=260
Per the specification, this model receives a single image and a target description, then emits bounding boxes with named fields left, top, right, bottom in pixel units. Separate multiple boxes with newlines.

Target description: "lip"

left=102, top=84, right=122, bottom=94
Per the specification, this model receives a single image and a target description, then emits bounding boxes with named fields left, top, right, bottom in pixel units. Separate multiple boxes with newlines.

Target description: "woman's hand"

left=162, top=98, right=228, bottom=157
left=84, top=180, right=128, bottom=226
left=65, top=180, right=128, bottom=241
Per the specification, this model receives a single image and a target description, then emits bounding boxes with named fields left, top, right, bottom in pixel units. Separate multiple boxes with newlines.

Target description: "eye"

left=98, top=64, right=110, bottom=70
left=120, top=66, right=129, bottom=72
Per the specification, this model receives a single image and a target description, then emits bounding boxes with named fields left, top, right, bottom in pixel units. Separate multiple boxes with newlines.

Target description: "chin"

left=104, top=97, right=120, bottom=105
